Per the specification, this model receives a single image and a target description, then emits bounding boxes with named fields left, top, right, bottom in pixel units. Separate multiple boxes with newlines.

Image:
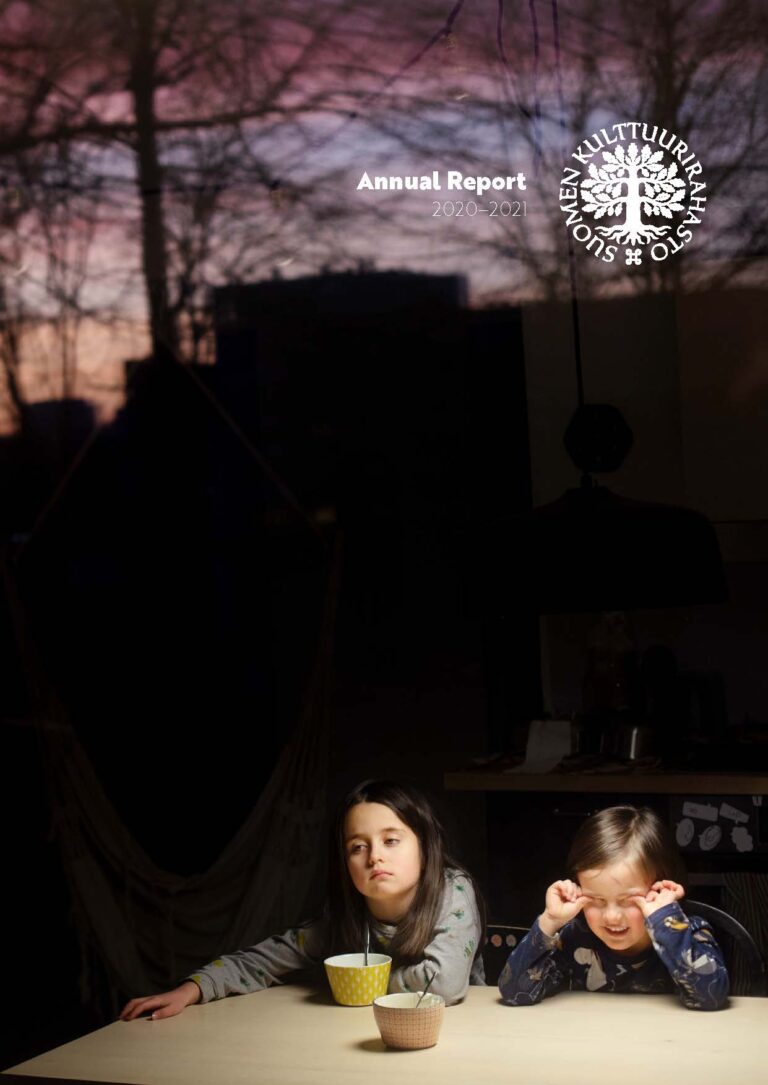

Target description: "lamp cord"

left=551, top=0, right=585, bottom=413
left=567, top=231, right=585, bottom=411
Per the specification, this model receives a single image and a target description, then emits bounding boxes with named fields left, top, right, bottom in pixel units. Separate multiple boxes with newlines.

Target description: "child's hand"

left=540, top=879, right=588, bottom=936
left=119, top=980, right=201, bottom=1021
left=631, top=879, right=685, bottom=918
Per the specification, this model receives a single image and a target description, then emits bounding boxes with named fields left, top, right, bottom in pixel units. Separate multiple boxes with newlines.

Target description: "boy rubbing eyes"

left=499, top=806, right=729, bottom=1010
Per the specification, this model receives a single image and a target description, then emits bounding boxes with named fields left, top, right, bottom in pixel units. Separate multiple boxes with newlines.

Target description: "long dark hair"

left=567, top=805, right=686, bottom=886
left=328, top=779, right=481, bottom=963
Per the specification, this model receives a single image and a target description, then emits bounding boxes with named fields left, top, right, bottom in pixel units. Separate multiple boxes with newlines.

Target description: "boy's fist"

left=539, top=879, right=588, bottom=936
left=630, top=879, right=685, bottom=918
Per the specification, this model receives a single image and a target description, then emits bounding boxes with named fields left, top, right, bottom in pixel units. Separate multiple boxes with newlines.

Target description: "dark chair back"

left=483, top=923, right=530, bottom=986
left=686, top=899, right=767, bottom=997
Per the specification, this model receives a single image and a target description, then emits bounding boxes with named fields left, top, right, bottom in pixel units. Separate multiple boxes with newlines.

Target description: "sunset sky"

left=1, top=0, right=765, bottom=431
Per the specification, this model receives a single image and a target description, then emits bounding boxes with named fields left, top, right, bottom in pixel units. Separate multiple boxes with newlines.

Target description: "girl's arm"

left=644, top=902, right=729, bottom=1011
left=498, top=917, right=573, bottom=1005
left=388, top=873, right=482, bottom=1006
left=187, top=919, right=328, bottom=1002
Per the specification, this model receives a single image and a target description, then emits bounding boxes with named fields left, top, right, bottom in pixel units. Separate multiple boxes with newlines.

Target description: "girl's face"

left=344, top=801, right=422, bottom=923
left=578, top=859, right=652, bottom=956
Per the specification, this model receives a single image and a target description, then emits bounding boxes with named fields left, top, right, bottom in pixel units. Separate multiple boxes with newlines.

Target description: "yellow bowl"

left=373, top=992, right=445, bottom=1049
left=323, top=953, right=392, bottom=1006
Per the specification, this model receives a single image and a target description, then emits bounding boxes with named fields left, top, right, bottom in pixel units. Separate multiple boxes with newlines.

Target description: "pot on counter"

left=618, top=724, right=655, bottom=761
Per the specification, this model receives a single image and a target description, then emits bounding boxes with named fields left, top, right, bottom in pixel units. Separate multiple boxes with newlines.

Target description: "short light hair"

left=567, top=805, right=686, bottom=885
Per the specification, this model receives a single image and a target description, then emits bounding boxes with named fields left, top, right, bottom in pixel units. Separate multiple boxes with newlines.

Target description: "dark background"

left=4, top=269, right=768, bottom=1069
left=2, top=0, right=768, bottom=1071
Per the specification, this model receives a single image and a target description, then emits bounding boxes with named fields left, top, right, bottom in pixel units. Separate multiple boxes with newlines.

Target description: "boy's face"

left=344, top=801, right=422, bottom=923
left=578, top=860, right=652, bottom=955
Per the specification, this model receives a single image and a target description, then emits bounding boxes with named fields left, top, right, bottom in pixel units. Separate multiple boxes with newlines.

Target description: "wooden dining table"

left=4, top=984, right=766, bottom=1085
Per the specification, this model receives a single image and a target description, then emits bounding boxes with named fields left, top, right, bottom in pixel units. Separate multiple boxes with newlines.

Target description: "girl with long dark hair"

left=120, top=779, right=485, bottom=1020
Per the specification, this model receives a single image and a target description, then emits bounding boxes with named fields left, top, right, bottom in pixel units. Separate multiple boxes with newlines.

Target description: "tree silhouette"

left=581, top=142, right=687, bottom=245
left=375, top=0, right=767, bottom=299
left=0, top=0, right=766, bottom=420
left=0, top=0, right=388, bottom=378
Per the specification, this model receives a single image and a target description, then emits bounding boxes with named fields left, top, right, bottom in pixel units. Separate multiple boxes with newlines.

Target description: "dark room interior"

left=1, top=1, right=767, bottom=1080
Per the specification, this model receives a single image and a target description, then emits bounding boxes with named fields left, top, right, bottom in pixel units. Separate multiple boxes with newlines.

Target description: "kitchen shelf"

left=444, top=772, right=768, bottom=795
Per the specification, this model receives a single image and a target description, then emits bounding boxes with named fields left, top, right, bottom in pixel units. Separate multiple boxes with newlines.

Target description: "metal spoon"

left=415, top=969, right=437, bottom=1007
left=364, top=923, right=369, bottom=967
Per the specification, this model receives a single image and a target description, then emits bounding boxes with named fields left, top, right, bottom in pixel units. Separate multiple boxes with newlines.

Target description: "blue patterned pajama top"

left=499, top=902, right=728, bottom=1010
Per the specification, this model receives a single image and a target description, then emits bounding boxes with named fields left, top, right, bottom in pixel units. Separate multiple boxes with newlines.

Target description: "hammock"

left=4, top=517, right=339, bottom=1013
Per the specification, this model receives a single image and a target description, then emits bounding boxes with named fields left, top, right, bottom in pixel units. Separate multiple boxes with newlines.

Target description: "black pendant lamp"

left=519, top=401, right=727, bottom=613
left=507, top=252, right=727, bottom=614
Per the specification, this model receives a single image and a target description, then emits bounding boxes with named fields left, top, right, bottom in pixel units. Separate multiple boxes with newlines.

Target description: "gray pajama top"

left=187, top=869, right=485, bottom=1006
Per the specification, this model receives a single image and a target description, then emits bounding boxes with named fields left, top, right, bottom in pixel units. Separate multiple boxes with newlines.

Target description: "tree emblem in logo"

left=581, top=143, right=686, bottom=245
left=560, top=122, right=707, bottom=266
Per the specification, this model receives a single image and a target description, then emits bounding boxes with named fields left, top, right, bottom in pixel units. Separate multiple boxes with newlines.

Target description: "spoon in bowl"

left=415, top=969, right=437, bottom=1007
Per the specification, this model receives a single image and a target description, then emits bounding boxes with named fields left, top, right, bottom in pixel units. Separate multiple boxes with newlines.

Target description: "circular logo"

left=559, top=122, right=707, bottom=267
